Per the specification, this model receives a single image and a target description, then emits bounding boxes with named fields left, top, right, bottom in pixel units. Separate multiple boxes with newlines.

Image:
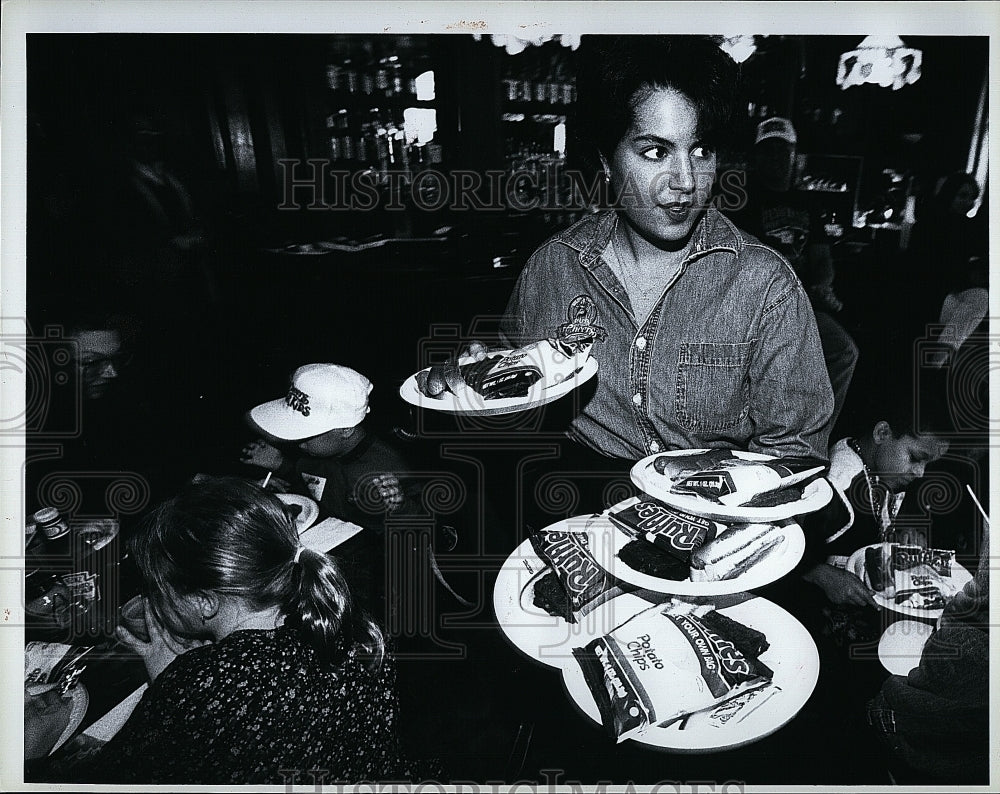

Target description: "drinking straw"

left=966, top=484, right=989, bottom=527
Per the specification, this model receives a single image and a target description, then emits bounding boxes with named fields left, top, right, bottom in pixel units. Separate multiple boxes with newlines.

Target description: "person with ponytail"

left=81, top=476, right=423, bottom=784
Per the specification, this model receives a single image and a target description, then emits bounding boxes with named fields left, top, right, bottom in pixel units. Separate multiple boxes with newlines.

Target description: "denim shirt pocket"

left=675, top=341, right=753, bottom=432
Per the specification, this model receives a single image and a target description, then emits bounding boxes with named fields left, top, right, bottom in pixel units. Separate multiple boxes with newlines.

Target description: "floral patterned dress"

left=87, top=626, right=414, bottom=784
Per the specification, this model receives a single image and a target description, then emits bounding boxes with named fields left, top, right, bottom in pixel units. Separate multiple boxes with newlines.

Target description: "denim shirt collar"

left=558, top=207, right=742, bottom=271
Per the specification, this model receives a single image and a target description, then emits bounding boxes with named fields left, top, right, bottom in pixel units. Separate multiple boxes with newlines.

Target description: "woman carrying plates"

left=498, top=36, right=834, bottom=521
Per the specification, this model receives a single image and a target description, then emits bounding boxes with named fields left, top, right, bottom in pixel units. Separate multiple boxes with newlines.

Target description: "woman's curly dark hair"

left=574, top=35, right=744, bottom=168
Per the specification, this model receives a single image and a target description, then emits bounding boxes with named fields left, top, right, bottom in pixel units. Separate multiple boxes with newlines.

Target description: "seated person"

left=54, top=477, right=425, bottom=784
left=26, top=299, right=199, bottom=521
left=240, top=364, right=422, bottom=613
left=241, top=363, right=418, bottom=529
left=799, top=374, right=952, bottom=609
left=726, top=116, right=858, bottom=434
left=26, top=305, right=137, bottom=514
left=866, top=535, right=989, bottom=784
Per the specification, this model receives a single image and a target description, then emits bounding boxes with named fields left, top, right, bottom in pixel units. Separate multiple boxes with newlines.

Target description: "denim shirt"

left=501, top=208, right=834, bottom=460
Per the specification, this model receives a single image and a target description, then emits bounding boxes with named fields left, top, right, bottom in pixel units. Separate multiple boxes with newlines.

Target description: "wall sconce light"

left=836, top=35, right=922, bottom=90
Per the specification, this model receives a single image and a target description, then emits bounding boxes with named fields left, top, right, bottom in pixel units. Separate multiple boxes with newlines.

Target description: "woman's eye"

left=641, top=146, right=668, bottom=161
left=691, top=145, right=714, bottom=159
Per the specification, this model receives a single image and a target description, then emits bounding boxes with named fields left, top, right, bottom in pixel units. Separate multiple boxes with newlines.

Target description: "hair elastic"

left=293, top=545, right=306, bottom=564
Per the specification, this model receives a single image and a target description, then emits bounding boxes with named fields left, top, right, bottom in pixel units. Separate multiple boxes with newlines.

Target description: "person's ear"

left=872, top=421, right=893, bottom=445
left=195, top=591, right=219, bottom=622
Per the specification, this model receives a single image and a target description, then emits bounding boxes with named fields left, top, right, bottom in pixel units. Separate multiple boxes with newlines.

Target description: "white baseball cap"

left=249, top=364, right=372, bottom=440
left=755, top=117, right=797, bottom=146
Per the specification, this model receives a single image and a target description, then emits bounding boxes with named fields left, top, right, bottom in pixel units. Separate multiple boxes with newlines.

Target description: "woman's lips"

left=664, top=203, right=691, bottom=222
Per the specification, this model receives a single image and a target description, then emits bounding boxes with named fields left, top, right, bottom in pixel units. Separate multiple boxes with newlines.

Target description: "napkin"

left=82, top=683, right=148, bottom=742
left=299, top=517, right=364, bottom=552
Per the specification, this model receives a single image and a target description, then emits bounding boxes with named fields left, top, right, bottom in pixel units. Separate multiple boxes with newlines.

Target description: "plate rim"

left=399, top=353, right=598, bottom=416
left=491, top=519, right=661, bottom=668
left=846, top=542, right=973, bottom=619
left=630, top=450, right=833, bottom=522
left=559, top=596, right=820, bottom=752
left=592, top=502, right=806, bottom=595
left=275, top=493, right=320, bottom=532
left=877, top=619, right=934, bottom=676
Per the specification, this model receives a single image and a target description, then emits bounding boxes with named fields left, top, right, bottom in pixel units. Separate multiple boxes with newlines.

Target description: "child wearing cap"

left=241, top=364, right=418, bottom=529
left=240, top=364, right=422, bottom=613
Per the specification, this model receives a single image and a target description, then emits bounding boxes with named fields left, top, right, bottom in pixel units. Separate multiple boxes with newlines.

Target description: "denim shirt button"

left=635, top=336, right=647, bottom=350
left=632, top=393, right=642, bottom=406
left=649, top=441, right=660, bottom=452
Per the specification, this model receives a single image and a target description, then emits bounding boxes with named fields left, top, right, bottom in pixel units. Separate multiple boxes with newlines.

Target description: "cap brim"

left=756, top=132, right=796, bottom=146
left=249, top=399, right=336, bottom=441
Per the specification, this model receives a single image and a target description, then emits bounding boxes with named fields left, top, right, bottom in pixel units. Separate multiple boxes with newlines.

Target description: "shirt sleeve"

left=746, top=270, right=834, bottom=460
left=499, top=252, right=556, bottom=349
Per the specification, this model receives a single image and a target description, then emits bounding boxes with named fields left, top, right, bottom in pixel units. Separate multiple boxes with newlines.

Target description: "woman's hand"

left=240, top=439, right=286, bottom=471
left=804, top=563, right=879, bottom=608
left=116, top=600, right=209, bottom=683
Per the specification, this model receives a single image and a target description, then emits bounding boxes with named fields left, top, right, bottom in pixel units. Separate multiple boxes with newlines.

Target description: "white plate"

left=399, top=353, right=598, bottom=416
left=276, top=493, right=320, bottom=533
left=630, top=449, right=833, bottom=523
left=877, top=620, right=934, bottom=676
left=847, top=542, right=973, bottom=619
left=587, top=504, right=805, bottom=595
left=492, top=518, right=665, bottom=668
left=50, top=684, right=89, bottom=755
left=561, top=597, right=820, bottom=752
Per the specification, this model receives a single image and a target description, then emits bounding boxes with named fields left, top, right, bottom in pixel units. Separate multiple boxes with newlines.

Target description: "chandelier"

left=475, top=33, right=581, bottom=56
left=717, top=34, right=758, bottom=64
left=836, top=35, right=922, bottom=91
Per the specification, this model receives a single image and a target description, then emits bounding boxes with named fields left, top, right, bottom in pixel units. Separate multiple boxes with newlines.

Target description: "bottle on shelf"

left=360, top=49, right=376, bottom=96
left=328, top=134, right=342, bottom=162
left=385, top=114, right=400, bottom=167
left=533, top=59, right=548, bottom=104
left=325, top=62, right=341, bottom=92
left=376, top=56, right=391, bottom=96
left=340, top=130, right=354, bottom=163
left=342, top=57, right=359, bottom=95
left=371, top=108, right=390, bottom=178
left=409, top=136, right=426, bottom=174
left=390, top=55, right=403, bottom=97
